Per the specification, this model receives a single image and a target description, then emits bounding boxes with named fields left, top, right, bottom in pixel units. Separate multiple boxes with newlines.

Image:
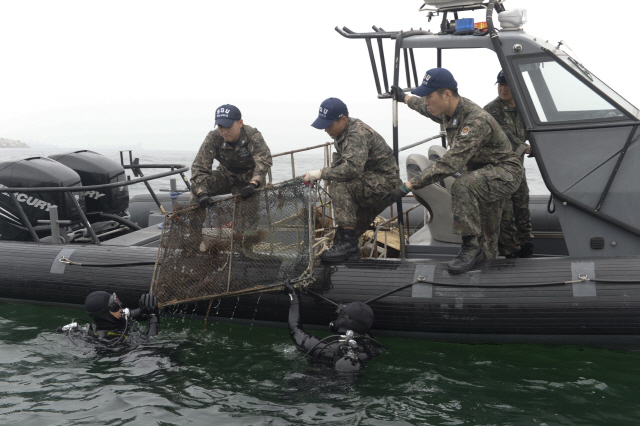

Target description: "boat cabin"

left=338, top=0, right=640, bottom=259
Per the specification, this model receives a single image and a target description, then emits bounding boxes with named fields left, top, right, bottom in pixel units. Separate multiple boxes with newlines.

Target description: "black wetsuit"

left=92, top=309, right=144, bottom=339
left=287, top=292, right=379, bottom=371
left=84, top=291, right=159, bottom=341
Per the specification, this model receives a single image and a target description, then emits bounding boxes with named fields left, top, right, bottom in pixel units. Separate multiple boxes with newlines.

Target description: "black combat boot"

left=518, top=241, right=534, bottom=258
left=448, top=236, right=483, bottom=274
left=320, top=227, right=359, bottom=262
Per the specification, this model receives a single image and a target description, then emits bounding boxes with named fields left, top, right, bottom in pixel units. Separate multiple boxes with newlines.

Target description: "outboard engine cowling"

left=49, top=150, right=129, bottom=216
left=0, top=157, right=85, bottom=241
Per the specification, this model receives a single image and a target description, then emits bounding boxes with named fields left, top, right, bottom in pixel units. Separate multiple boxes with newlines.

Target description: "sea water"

left=1, top=303, right=639, bottom=425
left=3, top=148, right=637, bottom=426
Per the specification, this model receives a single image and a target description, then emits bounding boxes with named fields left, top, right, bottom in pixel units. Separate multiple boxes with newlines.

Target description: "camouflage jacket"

left=321, top=117, right=399, bottom=182
left=191, top=125, right=272, bottom=195
left=483, top=97, right=528, bottom=152
left=406, top=96, right=521, bottom=190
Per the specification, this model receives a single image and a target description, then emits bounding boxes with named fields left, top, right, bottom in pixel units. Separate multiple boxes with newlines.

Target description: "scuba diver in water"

left=284, top=281, right=386, bottom=373
left=58, top=291, right=160, bottom=345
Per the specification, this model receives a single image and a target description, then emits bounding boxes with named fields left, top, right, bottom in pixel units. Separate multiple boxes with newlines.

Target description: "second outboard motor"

left=0, top=157, right=85, bottom=241
left=49, top=150, right=129, bottom=217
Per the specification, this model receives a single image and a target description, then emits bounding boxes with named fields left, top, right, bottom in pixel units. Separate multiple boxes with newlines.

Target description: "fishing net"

left=151, top=179, right=312, bottom=307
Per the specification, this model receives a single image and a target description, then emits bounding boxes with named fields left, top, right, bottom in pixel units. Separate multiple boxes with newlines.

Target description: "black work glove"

left=382, top=184, right=410, bottom=203
left=390, top=85, right=406, bottom=103
left=241, top=182, right=258, bottom=200
left=198, top=193, right=215, bottom=209
left=139, top=293, right=159, bottom=315
left=282, top=280, right=296, bottom=295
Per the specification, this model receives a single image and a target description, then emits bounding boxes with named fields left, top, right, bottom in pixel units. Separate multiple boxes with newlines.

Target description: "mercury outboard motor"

left=0, top=157, right=85, bottom=241
left=49, top=150, right=135, bottom=239
left=49, top=150, right=129, bottom=217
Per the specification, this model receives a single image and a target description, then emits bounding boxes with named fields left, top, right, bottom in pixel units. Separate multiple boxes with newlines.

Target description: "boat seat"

left=407, top=146, right=461, bottom=244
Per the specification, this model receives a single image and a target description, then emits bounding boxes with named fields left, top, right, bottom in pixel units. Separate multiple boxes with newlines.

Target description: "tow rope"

left=59, top=257, right=156, bottom=267
left=363, top=274, right=640, bottom=305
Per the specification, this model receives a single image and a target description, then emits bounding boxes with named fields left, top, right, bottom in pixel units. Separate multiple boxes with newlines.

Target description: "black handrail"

left=121, top=164, right=186, bottom=169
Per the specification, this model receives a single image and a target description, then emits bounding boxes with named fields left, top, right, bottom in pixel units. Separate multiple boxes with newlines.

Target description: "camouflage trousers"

left=498, top=173, right=533, bottom=256
left=330, top=172, right=402, bottom=237
left=451, top=164, right=522, bottom=259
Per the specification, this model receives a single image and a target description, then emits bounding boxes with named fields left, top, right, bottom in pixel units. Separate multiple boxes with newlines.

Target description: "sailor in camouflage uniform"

left=484, top=71, right=534, bottom=258
left=388, top=68, right=522, bottom=274
left=190, top=104, right=273, bottom=207
left=303, top=98, right=402, bottom=262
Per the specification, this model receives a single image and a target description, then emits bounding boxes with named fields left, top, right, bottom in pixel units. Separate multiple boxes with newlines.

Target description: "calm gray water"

left=4, top=147, right=636, bottom=426
left=1, top=303, right=639, bottom=426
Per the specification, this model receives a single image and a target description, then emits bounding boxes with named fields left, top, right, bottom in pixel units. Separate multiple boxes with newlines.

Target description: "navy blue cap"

left=215, top=104, right=242, bottom=128
left=496, top=70, right=507, bottom=84
left=311, top=98, right=349, bottom=129
left=411, top=68, right=458, bottom=97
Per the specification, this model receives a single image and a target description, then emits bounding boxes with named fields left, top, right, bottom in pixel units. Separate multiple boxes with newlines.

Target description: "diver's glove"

left=282, top=280, right=296, bottom=295
left=139, top=293, right=159, bottom=315
left=241, top=182, right=257, bottom=200
left=390, top=85, right=406, bottom=103
left=198, top=193, right=215, bottom=209
left=382, top=184, right=411, bottom=203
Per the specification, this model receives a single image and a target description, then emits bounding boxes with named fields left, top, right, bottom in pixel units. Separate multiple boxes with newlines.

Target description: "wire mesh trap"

left=151, top=179, right=312, bottom=307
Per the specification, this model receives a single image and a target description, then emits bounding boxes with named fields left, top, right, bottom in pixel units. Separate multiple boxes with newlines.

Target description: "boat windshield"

left=514, top=56, right=638, bottom=124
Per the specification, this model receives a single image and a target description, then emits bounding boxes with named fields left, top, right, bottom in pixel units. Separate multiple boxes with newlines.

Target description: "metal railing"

left=3, top=136, right=434, bottom=250
left=1, top=162, right=189, bottom=244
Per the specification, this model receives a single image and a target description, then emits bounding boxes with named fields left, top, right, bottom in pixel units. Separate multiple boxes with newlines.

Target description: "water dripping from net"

left=204, top=298, right=221, bottom=331
left=229, top=296, right=241, bottom=331
left=250, top=294, right=262, bottom=330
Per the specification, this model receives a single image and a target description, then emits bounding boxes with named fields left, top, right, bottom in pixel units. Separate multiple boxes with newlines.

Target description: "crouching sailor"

left=303, top=97, right=402, bottom=262
left=388, top=68, right=523, bottom=274
left=83, top=291, right=160, bottom=341
left=190, top=104, right=273, bottom=206
left=284, top=281, right=385, bottom=373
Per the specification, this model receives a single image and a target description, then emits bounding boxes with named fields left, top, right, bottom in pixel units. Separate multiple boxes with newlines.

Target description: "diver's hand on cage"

left=241, top=182, right=257, bottom=200
left=139, top=293, right=159, bottom=315
left=198, top=193, right=215, bottom=209
left=282, top=280, right=296, bottom=295
left=390, top=85, right=406, bottom=103
left=303, top=170, right=322, bottom=184
left=382, top=184, right=411, bottom=203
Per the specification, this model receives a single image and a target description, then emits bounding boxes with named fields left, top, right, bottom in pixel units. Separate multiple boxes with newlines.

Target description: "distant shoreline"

left=0, top=138, right=29, bottom=148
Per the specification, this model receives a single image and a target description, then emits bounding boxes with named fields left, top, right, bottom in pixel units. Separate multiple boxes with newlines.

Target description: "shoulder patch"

left=460, top=126, right=470, bottom=136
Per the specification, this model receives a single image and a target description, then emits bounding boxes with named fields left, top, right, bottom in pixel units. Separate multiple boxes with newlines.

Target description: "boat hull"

left=1, top=242, right=639, bottom=350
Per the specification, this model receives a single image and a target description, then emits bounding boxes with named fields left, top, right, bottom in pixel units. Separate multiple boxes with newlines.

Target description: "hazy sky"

left=1, top=0, right=637, bottom=154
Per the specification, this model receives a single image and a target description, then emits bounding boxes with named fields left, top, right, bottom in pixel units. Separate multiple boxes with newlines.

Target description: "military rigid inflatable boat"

left=2, top=0, right=640, bottom=350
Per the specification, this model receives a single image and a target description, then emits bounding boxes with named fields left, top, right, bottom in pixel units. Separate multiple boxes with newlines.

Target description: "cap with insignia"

left=412, top=68, right=458, bottom=97
left=215, top=104, right=242, bottom=128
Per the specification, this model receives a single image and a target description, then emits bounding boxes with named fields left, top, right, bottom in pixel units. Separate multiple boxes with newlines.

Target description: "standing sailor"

left=190, top=104, right=273, bottom=207
left=303, top=98, right=402, bottom=262
left=484, top=71, right=534, bottom=258
left=388, top=68, right=522, bottom=274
